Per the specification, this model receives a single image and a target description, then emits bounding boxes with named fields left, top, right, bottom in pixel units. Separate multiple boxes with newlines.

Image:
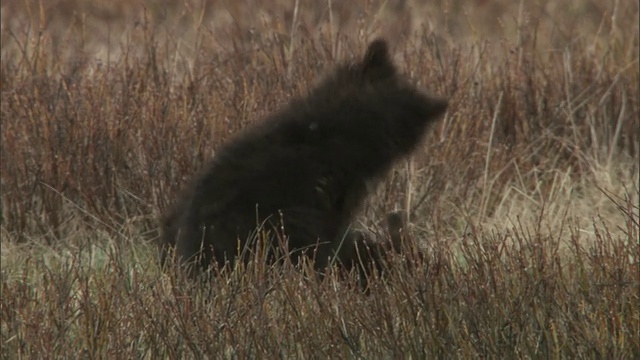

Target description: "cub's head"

left=313, top=38, right=448, bottom=156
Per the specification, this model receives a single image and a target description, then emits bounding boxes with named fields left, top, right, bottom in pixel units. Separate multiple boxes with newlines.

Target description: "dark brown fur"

left=160, top=39, right=447, bottom=278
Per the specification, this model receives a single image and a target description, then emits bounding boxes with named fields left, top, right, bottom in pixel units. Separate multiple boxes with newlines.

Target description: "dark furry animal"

left=337, top=211, right=424, bottom=289
left=160, top=39, right=448, bottom=278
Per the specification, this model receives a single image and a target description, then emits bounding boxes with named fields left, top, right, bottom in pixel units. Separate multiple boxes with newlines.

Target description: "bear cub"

left=161, top=39, right=448, bottom=278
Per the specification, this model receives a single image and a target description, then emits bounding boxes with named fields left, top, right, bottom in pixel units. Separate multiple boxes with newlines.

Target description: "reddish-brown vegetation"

left=1, top=1, right=638, bottom=358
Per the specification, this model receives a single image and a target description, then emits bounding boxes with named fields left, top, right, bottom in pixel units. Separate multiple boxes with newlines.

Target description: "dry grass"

left=1, top=0, right=639, bottom=358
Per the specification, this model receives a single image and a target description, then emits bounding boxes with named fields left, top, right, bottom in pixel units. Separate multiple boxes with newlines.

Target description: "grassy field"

left=1, top=0, right=639, bottom=358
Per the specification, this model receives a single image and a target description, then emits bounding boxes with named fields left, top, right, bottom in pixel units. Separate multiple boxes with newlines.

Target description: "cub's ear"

left=361, top=38, right=396, bottom=82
